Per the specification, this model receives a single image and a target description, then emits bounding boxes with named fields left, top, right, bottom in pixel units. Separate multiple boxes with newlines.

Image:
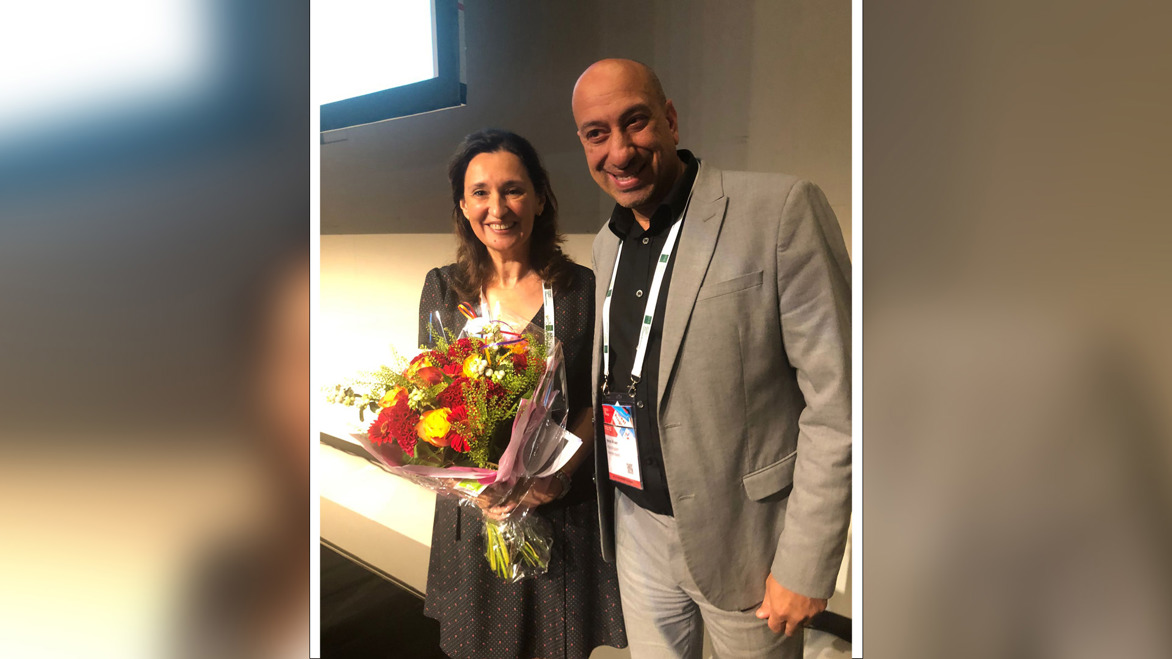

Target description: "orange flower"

left=416, top=408, right=452, bottom=447
left=507, top=338, right=528, bottom=354
left=378, top=387, right=405, bottom=408
left=415, top=366, right=444, bottom=386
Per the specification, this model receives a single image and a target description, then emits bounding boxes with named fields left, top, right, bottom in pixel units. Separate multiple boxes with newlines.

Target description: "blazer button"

left=636, top=289, right=644, bottom=298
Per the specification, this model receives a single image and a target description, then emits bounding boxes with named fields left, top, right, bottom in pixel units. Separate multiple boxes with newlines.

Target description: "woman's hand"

left=479, top=476, right=565, bottom=520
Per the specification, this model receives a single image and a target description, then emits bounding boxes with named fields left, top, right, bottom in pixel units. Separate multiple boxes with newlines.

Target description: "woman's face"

left=459, top=150, right=544, bottom=259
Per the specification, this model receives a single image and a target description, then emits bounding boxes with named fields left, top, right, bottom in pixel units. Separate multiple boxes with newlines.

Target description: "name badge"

left=602, top=394, right=642, bottom=489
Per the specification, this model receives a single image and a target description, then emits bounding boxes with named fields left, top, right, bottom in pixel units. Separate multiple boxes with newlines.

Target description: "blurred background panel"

left=0, top=1, right=308, bottom=657
left=865, top=1, right=1172, bottom=657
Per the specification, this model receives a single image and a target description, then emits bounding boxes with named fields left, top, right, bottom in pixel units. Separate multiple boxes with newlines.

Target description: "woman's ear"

left=536, top=195, right=546, bottom=217
left=459, top=198, right=468, bottom=218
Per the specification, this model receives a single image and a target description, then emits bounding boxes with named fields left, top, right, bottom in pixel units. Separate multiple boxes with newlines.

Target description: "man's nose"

left=607, top=132, right=636, bottom=169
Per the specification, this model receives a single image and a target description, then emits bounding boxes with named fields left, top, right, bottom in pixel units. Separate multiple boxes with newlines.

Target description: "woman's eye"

left=471, top=190, right=487, bottom=197
left=507, top=189, right=522, bottom=196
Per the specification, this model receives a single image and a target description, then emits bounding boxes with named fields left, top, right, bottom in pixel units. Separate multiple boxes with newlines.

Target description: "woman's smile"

left=485, top=220, right=519, bottom=233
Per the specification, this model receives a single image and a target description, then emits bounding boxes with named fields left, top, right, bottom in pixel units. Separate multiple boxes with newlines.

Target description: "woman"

left=417, top=129, right=626, bottom=659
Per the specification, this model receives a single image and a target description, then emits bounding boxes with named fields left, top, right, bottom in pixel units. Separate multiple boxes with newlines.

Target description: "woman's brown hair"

left=446, top=129, right=576, bottom=302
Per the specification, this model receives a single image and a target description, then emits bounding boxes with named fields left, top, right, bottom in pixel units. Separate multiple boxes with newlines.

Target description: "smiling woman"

left=445, top=129, right=575, bottom=305
left=460, top=151, right=542, bottom=263
left=409, top=128, right=628, bottom=659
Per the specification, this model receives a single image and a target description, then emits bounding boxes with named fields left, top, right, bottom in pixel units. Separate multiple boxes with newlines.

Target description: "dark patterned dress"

left=417, top=263, right=627, bottom=659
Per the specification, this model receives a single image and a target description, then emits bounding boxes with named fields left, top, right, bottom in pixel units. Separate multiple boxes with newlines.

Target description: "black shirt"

left=602, top=150, right=699, bottom=516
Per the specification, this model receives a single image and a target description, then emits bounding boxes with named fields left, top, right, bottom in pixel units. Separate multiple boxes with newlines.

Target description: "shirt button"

left=636, top=289, right=644, bottom=298
left=642, top=237, right=650, bottom=245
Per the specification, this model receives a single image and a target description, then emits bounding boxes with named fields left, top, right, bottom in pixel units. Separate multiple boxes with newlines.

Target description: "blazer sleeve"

left=770, top=180, right=853, bottom=600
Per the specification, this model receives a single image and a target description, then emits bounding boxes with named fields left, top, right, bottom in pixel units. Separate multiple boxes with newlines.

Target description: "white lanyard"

left=601, top=216, right=685, bottom=396
left=479, top=281, right=556, bottom=351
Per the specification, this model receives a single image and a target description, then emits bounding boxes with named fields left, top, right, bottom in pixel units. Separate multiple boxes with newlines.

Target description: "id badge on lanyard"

left=601, top=391, right=642, bottom=489
left=600, top=188, right=692, bottom=490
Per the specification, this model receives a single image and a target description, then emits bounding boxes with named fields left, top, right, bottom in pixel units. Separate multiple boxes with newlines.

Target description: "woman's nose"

left=488, top=193, right=507, bottom=218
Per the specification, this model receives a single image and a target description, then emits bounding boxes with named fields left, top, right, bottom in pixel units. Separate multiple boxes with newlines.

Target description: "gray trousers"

left=614, top=491, right=801, bottom=658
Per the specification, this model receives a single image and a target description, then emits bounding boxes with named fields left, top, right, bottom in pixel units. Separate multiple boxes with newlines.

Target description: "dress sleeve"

left=418, top=268, right=445, bottom=349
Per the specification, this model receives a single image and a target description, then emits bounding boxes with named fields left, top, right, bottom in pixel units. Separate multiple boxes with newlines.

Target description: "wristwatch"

left=552, top=470, right=572, bottom=500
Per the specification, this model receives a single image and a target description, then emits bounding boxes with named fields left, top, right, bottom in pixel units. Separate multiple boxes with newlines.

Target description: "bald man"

left=575, top=59, right=852, bottom=658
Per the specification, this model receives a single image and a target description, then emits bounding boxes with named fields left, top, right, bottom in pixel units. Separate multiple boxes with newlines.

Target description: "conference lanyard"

left=479, top=281, right=556, bottom=351
left=601, top=214, right=686, bottom=397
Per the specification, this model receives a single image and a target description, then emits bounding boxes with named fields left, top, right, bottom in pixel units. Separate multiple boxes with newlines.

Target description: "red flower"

left=368, top=400, right=420, bottom=456
left=446, top=338, right=477, bottom=362
left=511, top=353, right=528, bottom=370
left=442, top=362, right=462, bottom=377
left=437, top=378, right=466, bottom=408
left=486, top=381, right=507, bottom=400
left=449, top=432, right=470, bottom=453
left=367, top=407, right=395, bottom=445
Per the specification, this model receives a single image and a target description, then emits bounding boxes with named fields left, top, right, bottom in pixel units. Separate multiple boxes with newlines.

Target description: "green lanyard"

left=601, top=218, right=685, bottom=397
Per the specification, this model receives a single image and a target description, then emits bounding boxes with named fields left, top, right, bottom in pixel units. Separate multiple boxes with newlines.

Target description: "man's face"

left=573, top=70, right=681, bottom=215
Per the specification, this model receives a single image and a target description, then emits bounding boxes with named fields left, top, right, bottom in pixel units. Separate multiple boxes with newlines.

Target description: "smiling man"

left=574, top=59, right=852, bottom=658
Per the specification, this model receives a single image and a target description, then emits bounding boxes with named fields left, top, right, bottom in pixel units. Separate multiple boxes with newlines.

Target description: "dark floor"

left=321, top=544, right=448, bottom=658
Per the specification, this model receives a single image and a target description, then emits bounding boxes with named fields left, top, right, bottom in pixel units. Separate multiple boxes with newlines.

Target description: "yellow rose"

left=462, top=353, right=485, bottom=378
left=416, top=408, right=452, bottom=447
left=378, top=387, right=405, bottom=408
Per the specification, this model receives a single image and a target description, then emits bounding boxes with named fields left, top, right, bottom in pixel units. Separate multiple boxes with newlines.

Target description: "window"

left=318, top=0, right=465, bottom=132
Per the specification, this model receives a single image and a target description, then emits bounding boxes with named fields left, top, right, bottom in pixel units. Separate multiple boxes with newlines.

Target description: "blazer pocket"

left=697, top=270, right=763, bottom=301
left=742, top=451, right=797, bottom=501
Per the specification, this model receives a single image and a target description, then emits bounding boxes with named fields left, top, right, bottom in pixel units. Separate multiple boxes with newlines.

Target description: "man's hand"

left=755, top=574, right=827, bottom=636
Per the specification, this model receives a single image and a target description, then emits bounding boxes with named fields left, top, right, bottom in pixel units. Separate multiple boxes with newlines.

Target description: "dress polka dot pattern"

left=417, top=263, right=627, bottom=659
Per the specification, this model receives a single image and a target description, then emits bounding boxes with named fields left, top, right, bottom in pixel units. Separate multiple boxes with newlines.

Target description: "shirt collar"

left=608, top=150, right=700, bottom=239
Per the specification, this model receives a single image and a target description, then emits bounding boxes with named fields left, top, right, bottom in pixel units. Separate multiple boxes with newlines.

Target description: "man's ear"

left=665, top=99, right=680, bottom=144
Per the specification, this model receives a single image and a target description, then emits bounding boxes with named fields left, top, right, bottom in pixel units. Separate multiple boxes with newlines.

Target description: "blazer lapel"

left=657, top=163, right=728, bottom=410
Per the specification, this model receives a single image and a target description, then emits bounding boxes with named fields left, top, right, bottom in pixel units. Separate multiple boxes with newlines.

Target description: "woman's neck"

left=488, top=250, right=534, bottom=289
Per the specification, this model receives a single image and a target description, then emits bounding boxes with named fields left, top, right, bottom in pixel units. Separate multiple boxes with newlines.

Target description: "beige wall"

left=319, top=233, right=596, bottom=385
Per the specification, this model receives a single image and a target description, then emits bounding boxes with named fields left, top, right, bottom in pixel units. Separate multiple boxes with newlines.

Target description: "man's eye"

left=628, top=116, right=648, bottom=130
left=585, top=129, right=605, bottom=142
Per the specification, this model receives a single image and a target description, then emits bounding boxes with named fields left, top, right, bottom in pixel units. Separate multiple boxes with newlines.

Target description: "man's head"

left=572, top=59, right=683, bottom=218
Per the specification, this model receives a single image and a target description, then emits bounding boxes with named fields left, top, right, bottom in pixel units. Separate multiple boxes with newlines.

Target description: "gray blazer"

left=590, top=160, right=852, bottom=610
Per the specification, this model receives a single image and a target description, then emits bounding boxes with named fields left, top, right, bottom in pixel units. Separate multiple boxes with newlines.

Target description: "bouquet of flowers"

left=327, top=312, right=577, bottom=581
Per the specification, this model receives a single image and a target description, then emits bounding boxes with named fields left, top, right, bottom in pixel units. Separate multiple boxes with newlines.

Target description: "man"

left=573, top=59, right=852, bottom=658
